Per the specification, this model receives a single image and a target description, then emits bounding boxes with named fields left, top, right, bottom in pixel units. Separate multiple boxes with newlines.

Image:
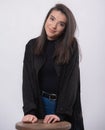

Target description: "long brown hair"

left=35, top=3, right=77, bottom=64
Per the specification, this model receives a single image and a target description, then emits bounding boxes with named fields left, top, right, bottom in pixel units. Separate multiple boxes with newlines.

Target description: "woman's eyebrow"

left=50, top=15, right=55, bottom=19
left=50, top=15, right=66, bottom=24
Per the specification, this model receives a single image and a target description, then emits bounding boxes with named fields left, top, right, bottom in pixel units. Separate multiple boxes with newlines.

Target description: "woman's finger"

left=43, top=115, right=49, bottom=123
left=22, top=115, right=37, bottom=123
left=47, top=116, right=54, bottom=123
left=32, top=116, right=38, bottom=123
left=52, top=117, right=60, bottom=123
left=43, top=115, right=60, bottom=123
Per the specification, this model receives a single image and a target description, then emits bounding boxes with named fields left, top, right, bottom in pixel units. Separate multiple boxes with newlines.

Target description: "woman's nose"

left=52, top=22, right=57, bottom=29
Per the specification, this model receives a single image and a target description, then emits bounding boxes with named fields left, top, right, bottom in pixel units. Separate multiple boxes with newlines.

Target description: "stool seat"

left=15, top=119, right=71, bottom=130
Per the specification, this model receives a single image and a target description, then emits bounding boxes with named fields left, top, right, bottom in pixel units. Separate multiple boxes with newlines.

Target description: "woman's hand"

left=43, top=114, right=60, bottom=123
left=22, top=114, right=38, bottom=123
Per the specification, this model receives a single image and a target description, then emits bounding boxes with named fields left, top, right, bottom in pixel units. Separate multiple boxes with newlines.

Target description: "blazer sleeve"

left=56, top=40, right=80, bottom=116
left=56, top=41, right=84, bottom=129
left=22, top=39, right=37, bottom=115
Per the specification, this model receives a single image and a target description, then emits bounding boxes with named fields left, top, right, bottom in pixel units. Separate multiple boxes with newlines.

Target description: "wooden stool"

left=15, top=119, right=71, bottom=130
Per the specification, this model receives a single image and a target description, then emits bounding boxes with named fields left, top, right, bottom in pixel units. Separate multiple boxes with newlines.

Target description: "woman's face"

left=45, top=10, right=67, bottom=40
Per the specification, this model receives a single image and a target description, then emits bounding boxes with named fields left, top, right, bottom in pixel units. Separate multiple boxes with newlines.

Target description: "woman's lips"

left=48, top=28, right=56, bottom=33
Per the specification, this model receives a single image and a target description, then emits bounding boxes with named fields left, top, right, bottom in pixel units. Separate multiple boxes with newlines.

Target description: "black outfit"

left=22, top=37, right=84, bottom=130
left=39, top=39, right=58, bottom=94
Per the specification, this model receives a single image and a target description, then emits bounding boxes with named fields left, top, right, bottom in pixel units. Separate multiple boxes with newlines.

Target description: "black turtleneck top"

left=38, top=39, right=58, bottom=94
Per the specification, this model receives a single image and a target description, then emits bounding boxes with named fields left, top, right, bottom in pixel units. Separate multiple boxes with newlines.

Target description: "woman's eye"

left=50, top=17, right=54, bottom=21
left=59, top=23, right=65, bottom=27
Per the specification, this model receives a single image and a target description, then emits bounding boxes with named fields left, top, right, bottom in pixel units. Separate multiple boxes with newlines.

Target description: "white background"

left=0, top=0, right=105, bottom=130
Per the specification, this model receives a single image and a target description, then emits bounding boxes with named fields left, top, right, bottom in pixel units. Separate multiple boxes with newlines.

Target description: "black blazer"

left=22, top=38, right=84, bottom=130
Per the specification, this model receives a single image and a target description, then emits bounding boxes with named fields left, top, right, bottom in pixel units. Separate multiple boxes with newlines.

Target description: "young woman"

left=22, top=3, right=84, bottom=130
